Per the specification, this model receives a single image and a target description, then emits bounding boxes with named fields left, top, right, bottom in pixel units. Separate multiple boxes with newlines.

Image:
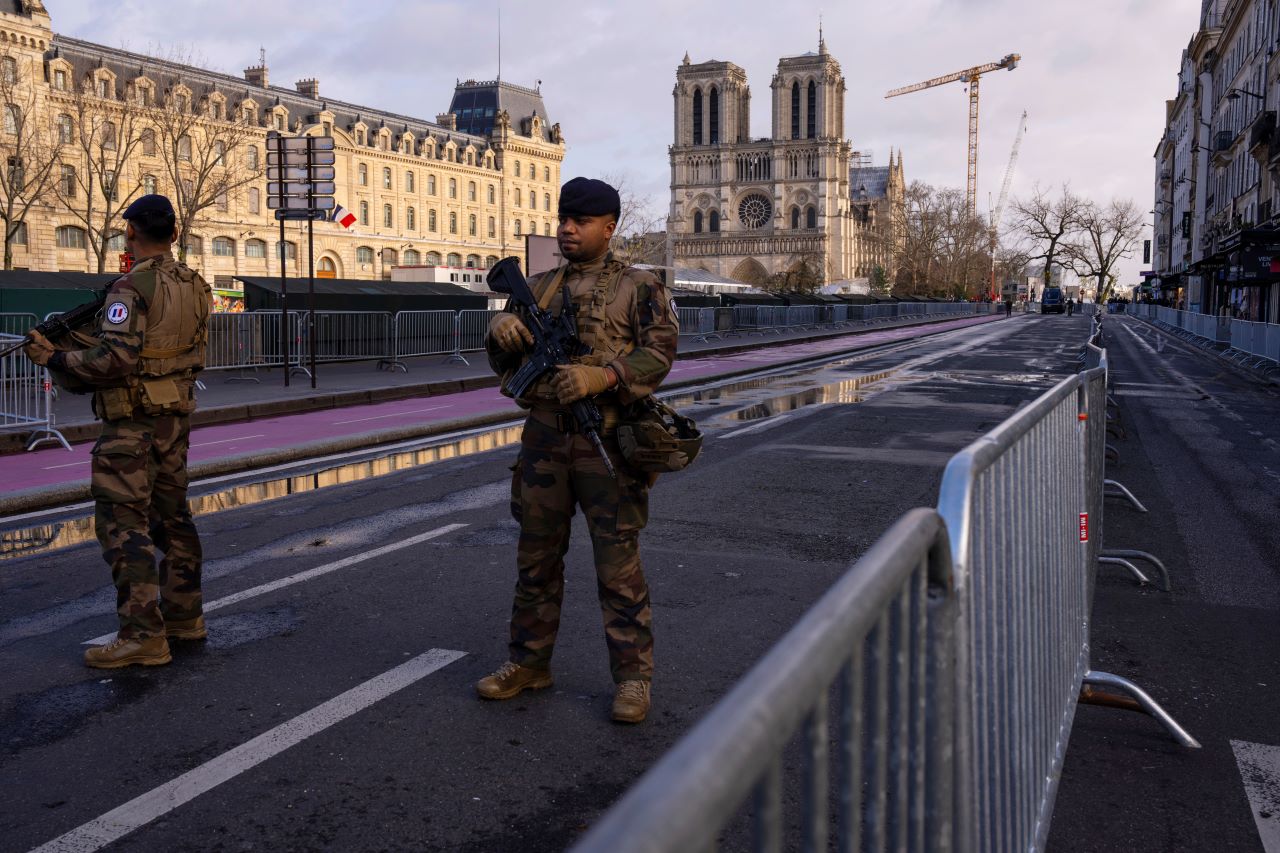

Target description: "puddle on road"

left=0, top=363, right=901, bottom=563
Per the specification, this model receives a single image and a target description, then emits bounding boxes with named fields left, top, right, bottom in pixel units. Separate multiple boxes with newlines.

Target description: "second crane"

left=886, top=53, right=1021, bottom=215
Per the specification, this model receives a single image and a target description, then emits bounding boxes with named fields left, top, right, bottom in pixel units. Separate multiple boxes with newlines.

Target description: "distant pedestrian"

left=1004, top=297, right=1013, bottom=318
left=1067, top=298, right=1075, bottom=317
left=24, top=195, right=211, bottom=668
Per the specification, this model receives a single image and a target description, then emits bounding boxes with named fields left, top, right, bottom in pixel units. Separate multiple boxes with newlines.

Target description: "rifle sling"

left=531, top=264, right=569, bottom=311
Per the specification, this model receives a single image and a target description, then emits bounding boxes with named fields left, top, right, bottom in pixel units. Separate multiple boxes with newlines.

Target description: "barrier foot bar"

left=376, top=359, right=408, bottom=373
left=1097, top=556, right=1150, bottom=586
left=26, top=426, right=71, bottom=452
left=1105, top=443, right=1120, bottom=463
left=289, top=365, right=312, bottom=379
left=1100, top=549, right=1170, bottom=591
left=225, top=367, right=262, bottom=384
left=1080, top=671, right=1201, bottom=748
left=443, top=352, right=470, bottom=366
left=1104, top=479, right=1148, bottom=512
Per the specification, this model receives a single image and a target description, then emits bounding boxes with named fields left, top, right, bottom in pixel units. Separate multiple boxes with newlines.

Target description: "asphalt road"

left=1048, top=316, right=1280, bottom=853
left=0, top=313, right=1149, bottom=853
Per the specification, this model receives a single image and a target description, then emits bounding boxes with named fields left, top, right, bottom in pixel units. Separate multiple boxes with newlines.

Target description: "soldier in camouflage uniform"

left=477, top=177, right=679, bottom=723
left=25, top=195, right=211, bottom=669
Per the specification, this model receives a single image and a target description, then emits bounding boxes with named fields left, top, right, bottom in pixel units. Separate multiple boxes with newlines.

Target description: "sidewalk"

left=0, top=313, right=1003, bottom=514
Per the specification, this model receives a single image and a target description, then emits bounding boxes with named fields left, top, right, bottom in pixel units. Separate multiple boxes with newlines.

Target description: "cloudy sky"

left=51, top=0, right=1198, bottom=284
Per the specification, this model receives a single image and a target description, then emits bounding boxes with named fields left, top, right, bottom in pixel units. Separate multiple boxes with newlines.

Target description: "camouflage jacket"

left=486, top=252, right=679, bottom=407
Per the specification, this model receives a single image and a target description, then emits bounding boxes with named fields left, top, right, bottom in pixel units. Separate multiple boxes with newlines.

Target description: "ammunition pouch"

left=95, top=386, right=139, bottom=421
left=139, top=375, right=196, bottom=416
left=616, top=396, right=703, bottom=474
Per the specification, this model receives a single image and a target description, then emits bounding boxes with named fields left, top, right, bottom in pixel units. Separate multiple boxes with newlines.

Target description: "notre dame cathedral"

left=667, top=36, right=905, bottom=288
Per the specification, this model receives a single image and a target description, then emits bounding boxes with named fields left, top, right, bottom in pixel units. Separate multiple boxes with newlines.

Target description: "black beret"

left=123, top=194, right=175, bottom=221
left=558, top=177, right=620, bottom=218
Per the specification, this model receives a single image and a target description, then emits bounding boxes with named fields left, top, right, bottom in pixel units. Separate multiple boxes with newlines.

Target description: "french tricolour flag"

left=332, top=204, right=356, bottom=230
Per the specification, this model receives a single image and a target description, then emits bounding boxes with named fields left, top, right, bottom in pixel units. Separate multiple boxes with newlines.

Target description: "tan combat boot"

left=84, top=635, right=172, bottom=669
left=165, top=615, right=207, bottom=641
left=611, top=680, right=651, bottom=724
left=475, top=661, right=553, bottom=700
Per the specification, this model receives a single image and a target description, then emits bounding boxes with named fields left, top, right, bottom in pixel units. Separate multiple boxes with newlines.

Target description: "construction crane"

left=885, top=53, right=1021, bottom=215
left=989, top=110, right=1028, bottom=300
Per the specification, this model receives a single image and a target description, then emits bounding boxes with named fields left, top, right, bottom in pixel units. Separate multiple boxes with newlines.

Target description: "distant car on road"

left=1042, top=287, right=1065, bottom=314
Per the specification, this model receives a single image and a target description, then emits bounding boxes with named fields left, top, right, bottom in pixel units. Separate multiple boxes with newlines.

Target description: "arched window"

left=544, top=166, right=550, bottom=182
left=466, top=254, right=480, bottom=268
left=709, top=210, right=720, bottom=232
left=212, top=237, right=234, bottom=256
left=791, top=207, right=800, bottom=229
left=403, top=248, right=420, bottom=265
left=528, top=189, right=536, bottom=208
left=359, top=200, right=369, bottom=225
left=382, top=167, right=392, bottom=189
left=514, top=160, right=521, bottom=177
left=427, top=174, right=437, bottom=195
left=358, top=163, right=368, bottom=186
left=186, top=235, right=204, bottom=256
left=488, top=184, right=495, bottom=204
left=543, top=193, right=551, bottom=211
left=514, top=220, right=522, bottom=236
left=486, top=255, right=500, bottom=268
left=449, top=211, right=457, bottom=234
left=406, top=171, right=415, bottom=192
left=318, top=257, right=336, bottom=274
left=447, top=252, right=462, bottom=267
left=105, top=231, right=126, bottom=252
left=791, top=81, right=800, bottom=139
left=468, top=213, right=477, bottom=236
left=245, top=144, right=258, bottom=169
left=488, top=216, right=496, bottom=237
left=692, top=88, right=703, bottom=145
left=356, top=246, right=374, bottom=264
left=383, top=204, right=393, bottom=228
left=807, top=80, right=817, bottom=138
left=448, top=178, right=457, bottom=198
left=406, top=206, right=416, bottom=230
left=425, top=251, right=442, bottom=266
left=275, top=240, right=295, bottom=261
left=428, top=210, right=437, bottom=232
left=468, top=181, right=476, bottom=201
left=693, top=210, right=703, bottom=233
left=709, top=87, right=719, bottom=144
left=806, top=206, right=817, bottom=228
left=528, top=220, right=536, bottom=235
left=246, top=238, right=267, bottom=258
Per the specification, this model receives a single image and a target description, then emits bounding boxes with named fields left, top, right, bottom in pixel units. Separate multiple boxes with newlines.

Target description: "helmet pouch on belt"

left=617, top=396, right=703, bottom=474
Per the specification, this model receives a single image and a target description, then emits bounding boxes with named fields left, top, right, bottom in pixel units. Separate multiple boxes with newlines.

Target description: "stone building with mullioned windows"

left=0, top=1, right=564, bottom=299
left=668, top=36, right=904, bottom=288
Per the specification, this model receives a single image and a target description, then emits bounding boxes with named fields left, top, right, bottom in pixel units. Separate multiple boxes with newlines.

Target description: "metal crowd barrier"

left=0, top=312, right=37, bottom=337
left=378, top=310, right=457, bottom=372
left=574, top=509, right=958, bottom=852
left=574, top=314, right=1198, bottom=853
left=0, top=332, right=70, bottom=451
left=676, top=307, right=717, bottom=342
left=1125, top=303, right=1280, bottom=372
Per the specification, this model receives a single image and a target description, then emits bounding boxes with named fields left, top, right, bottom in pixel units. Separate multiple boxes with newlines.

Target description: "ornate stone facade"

left=0, top=3, right=564, bottom=292
left=668, top=38, right=904, bottom=287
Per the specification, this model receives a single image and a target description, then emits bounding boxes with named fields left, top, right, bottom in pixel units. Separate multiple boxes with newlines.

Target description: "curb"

left=0, top=313, right=1002, bottom=516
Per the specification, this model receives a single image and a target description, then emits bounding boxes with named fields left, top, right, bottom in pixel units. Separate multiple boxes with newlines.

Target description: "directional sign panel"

left=274, top=209, right=332, bottom=221
left=267, top=195, right=336, bottom=211
left=267, top=150, right=336, bottom=167
left=267, top=165, right=336, bottom=182
left=267, top=135, right=335, bottom=152
left=268, top=181, right=336, bottom=197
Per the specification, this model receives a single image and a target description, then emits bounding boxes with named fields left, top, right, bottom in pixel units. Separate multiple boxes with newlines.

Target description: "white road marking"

left=41, top=461, right=89, bottom=471
left=1232, top=739, right=1280, bottom=852
left=332, top=405, right=452, bottom=426
left=192, top=434, right=266, bottom=448
left=719, top=412, right=798, bottom=440
left=83, top=522, right=467, bottom=645
left=29, top=648, right=466, bottom=853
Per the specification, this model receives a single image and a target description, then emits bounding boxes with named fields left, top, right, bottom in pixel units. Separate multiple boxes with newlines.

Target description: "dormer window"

left=98, top=77, right=111, bottom=99
left=53, top=68, right=67, bottom=91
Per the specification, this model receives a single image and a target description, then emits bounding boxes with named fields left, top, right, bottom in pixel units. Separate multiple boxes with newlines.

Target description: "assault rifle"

left=487, top=256, right=616, bottom=477
left=0, top=286, right=109, bottom=359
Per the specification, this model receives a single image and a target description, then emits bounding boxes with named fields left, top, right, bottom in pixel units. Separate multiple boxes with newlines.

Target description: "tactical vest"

left=137, top=258, right=210, bottom=377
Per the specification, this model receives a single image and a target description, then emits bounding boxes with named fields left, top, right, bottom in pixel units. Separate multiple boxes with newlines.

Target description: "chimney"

left=296, top=78, right=319, bottom=98
left=436, top=112, right=457, bottom=131
left=244, top=64, right=268, bottom=88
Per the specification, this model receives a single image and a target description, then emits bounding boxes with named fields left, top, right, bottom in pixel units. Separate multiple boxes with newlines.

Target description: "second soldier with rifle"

left=479, top=177, right=679, bottom=723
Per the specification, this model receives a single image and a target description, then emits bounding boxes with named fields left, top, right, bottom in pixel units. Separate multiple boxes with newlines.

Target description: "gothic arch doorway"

left=731, top=257, right=770, bottom=286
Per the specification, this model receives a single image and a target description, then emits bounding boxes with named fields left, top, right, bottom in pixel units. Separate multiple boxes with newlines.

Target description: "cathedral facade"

left=667, top=38, right=904, bottom=288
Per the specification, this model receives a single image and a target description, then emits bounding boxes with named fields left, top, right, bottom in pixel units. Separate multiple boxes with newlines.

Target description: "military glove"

left=489, top=312, right=534, bottom=353
left=23, top=329, right=54, bottom=366
left=552, top=364, right=615, bottom=404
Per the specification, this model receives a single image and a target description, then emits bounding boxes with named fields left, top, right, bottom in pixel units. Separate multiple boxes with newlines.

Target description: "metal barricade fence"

left=300, top=311, right=393, bottom=363
left=385, top=310, right=457, bottom=367
left=205, top=312, right=291, bottom=371
left=457, top=309, right=502, bottom=352
left=0, top=312, right=37, bottom=336
left=572, top=509, right=958, bottom=853
left=676, top=307, right=716, bottom=338
left=0, top=332, right=69, bottom=451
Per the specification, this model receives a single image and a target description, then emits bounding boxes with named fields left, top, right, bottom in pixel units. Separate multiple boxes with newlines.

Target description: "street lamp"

left=1226, top=87, right=1266, bottom=102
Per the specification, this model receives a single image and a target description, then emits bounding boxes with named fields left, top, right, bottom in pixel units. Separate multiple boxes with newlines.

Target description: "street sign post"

left=267, top=131, right=336, bottom=389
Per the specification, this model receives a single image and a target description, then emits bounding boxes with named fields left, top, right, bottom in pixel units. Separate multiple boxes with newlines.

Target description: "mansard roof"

left=48, top=35, right=512, bottom=153
left=448, top=79, right=556, bottom=141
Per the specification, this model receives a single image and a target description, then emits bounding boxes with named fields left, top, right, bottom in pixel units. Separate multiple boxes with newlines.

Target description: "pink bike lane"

left=1, top=314, right=999, bottom=497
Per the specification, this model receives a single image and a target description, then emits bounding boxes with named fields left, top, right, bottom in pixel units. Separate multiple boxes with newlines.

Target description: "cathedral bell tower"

left=673, top=54, right=750, bottom=147
left=769, top=34, right=843, bottom=142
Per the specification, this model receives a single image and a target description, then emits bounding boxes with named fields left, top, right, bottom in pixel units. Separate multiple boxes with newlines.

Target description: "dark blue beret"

left=123, top=194, right=175, bottom=220
left=558, top=177, right=620, bottom=218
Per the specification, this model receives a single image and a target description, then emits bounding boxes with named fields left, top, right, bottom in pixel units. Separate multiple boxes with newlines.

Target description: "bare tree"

left=895, top=181, right=989, bottom=298
left=53, top=72, right=150, bottom=272
left=896, top=181, right=947, bottom=295
left=1065, top=198, right=1144, bottom=302
left=0, top=49, right=61, bottom=270
left=1010, top=184, right=1085, bottom=292
left=145, top=50, right=261, bottom=261
left=603, top=172, right=665, bottom=266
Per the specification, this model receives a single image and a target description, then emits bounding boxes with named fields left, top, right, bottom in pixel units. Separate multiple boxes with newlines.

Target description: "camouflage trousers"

left=90, top=412, right=203, bottom=639
left=508, top=413, right=653, bottom=683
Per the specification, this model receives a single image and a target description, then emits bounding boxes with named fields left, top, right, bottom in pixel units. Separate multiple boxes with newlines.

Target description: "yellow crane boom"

left=886, top=53, right=1020, bottom=215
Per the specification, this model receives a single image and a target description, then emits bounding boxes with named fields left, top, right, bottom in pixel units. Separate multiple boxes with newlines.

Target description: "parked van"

left=1042, top=286, right=1065, bottom=314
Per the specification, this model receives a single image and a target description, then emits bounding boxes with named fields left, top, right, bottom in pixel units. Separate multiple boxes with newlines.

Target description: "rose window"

left=738, top=194, right=772, bottom=229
